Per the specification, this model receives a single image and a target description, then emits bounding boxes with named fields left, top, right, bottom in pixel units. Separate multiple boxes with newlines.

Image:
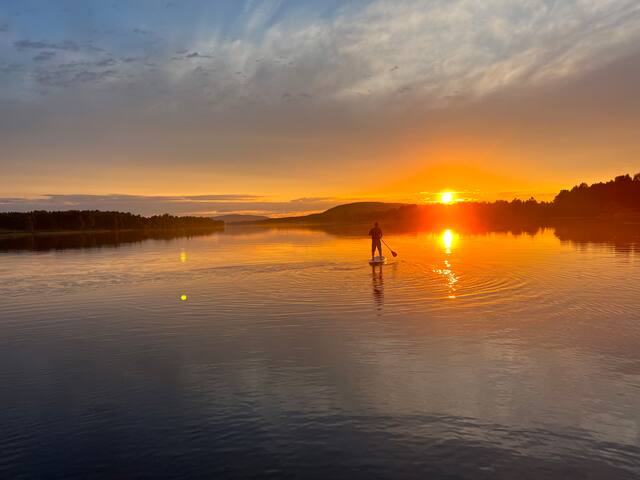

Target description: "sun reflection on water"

left=441, top=229, right=458, bottom=254
left=434, top=229, right=460, bottom=299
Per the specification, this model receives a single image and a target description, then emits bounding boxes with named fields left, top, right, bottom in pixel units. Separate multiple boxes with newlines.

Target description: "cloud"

left=32, top=62, right=119, bottom=88
left=95, top=58, right=118, bottom=67
left=184, top=51, right=213, bottom=59
left=73, top=69, right=118, bottom=83
left=7, top=0, right=640, bottom=109
left=32, top=51, right=56, bottom=62
left=14, top=39, right=80, bottom=51
left=126, top=0, right=638, bottom=112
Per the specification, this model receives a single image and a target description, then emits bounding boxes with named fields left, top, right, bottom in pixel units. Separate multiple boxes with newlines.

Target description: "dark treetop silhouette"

left=0, top=211, right=223, bottom=233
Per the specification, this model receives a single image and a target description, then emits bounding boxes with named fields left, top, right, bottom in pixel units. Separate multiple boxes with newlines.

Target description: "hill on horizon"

left=257, top=202, right=407, bottom=225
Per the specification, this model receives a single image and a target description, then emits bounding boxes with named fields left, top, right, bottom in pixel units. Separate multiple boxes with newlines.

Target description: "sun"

left=440, top=191, right=455, bottom=204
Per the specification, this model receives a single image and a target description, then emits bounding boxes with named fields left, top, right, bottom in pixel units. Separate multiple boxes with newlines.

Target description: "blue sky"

left=1, top=0, right=640, bottom=215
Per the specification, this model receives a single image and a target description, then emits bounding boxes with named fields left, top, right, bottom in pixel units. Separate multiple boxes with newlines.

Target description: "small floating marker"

left=180, top=294, right=188, bottom=301
left=180, top=251, right=187, bottom=263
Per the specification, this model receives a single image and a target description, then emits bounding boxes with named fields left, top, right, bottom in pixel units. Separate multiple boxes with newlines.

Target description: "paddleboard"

left=369, top=255, right=386, bottom=266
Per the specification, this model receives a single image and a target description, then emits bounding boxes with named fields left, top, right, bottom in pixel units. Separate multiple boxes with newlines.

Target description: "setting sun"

left=440, top=191, right=455, bottom=204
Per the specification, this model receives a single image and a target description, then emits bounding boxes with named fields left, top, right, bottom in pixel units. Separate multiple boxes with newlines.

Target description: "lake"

left=1, top=225, right=639, bottom=479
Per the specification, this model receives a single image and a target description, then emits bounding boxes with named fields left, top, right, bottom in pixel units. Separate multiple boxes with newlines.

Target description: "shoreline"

left=0, top=226, right=224, bottom=239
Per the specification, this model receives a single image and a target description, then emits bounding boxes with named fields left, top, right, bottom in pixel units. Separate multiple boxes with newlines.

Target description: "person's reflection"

left=371, top=265, right=384, bottom=311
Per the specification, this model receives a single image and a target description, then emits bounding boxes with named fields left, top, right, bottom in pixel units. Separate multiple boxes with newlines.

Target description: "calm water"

left=1, top=226, right=639, bottom=479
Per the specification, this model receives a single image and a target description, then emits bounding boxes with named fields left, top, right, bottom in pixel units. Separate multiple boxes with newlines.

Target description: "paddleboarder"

left=369, top=222, right=383, bottom=260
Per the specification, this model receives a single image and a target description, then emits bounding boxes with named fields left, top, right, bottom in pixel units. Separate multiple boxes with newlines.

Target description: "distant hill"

left=213, top=214, right=270, bottom=224
left=259, top=202, right=407, bottom=224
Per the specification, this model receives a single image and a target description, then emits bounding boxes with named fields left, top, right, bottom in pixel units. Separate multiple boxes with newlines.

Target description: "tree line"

left=553, top=173, right=640, bottom=216
left=0, top=210, right=224, bottom=232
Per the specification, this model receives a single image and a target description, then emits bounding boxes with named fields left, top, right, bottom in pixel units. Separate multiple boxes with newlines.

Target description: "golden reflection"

left=441, top=228, right=458, bottom=254
left=435, top=229, right=459, bottom=299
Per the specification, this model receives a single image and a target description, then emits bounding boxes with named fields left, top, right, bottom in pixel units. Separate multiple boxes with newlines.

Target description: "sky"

left=1, top=0, right=640, bottom=216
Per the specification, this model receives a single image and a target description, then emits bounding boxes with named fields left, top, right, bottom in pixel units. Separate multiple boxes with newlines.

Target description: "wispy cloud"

left=32, top=51, right=55, bottom=62
left=14, top=40, right=80, bottom=51
left=5, top=0, right=640, bottom=108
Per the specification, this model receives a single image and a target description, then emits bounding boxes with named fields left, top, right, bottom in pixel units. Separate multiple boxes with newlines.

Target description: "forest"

left=552, top=174, right=640, bottom=216
left=0, top=211, right=223, bottom=232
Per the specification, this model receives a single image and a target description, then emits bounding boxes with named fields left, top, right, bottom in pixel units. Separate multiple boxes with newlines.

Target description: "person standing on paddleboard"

left=369, top=222, right=383, bottom=260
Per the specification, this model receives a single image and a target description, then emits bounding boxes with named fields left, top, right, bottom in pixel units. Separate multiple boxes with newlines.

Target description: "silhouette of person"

left=369, top=222, right=383, bottom=260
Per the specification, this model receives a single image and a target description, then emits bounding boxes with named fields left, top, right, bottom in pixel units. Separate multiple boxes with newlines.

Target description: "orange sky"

left=1, top=1, right=640, bottom=215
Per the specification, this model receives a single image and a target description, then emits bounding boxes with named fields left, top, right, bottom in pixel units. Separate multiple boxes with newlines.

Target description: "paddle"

left=382, top=239, right=398, bottom=257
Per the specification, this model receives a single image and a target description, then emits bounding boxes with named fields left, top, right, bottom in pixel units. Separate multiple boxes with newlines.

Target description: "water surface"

left=1, top=226, right=639, bottom=479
